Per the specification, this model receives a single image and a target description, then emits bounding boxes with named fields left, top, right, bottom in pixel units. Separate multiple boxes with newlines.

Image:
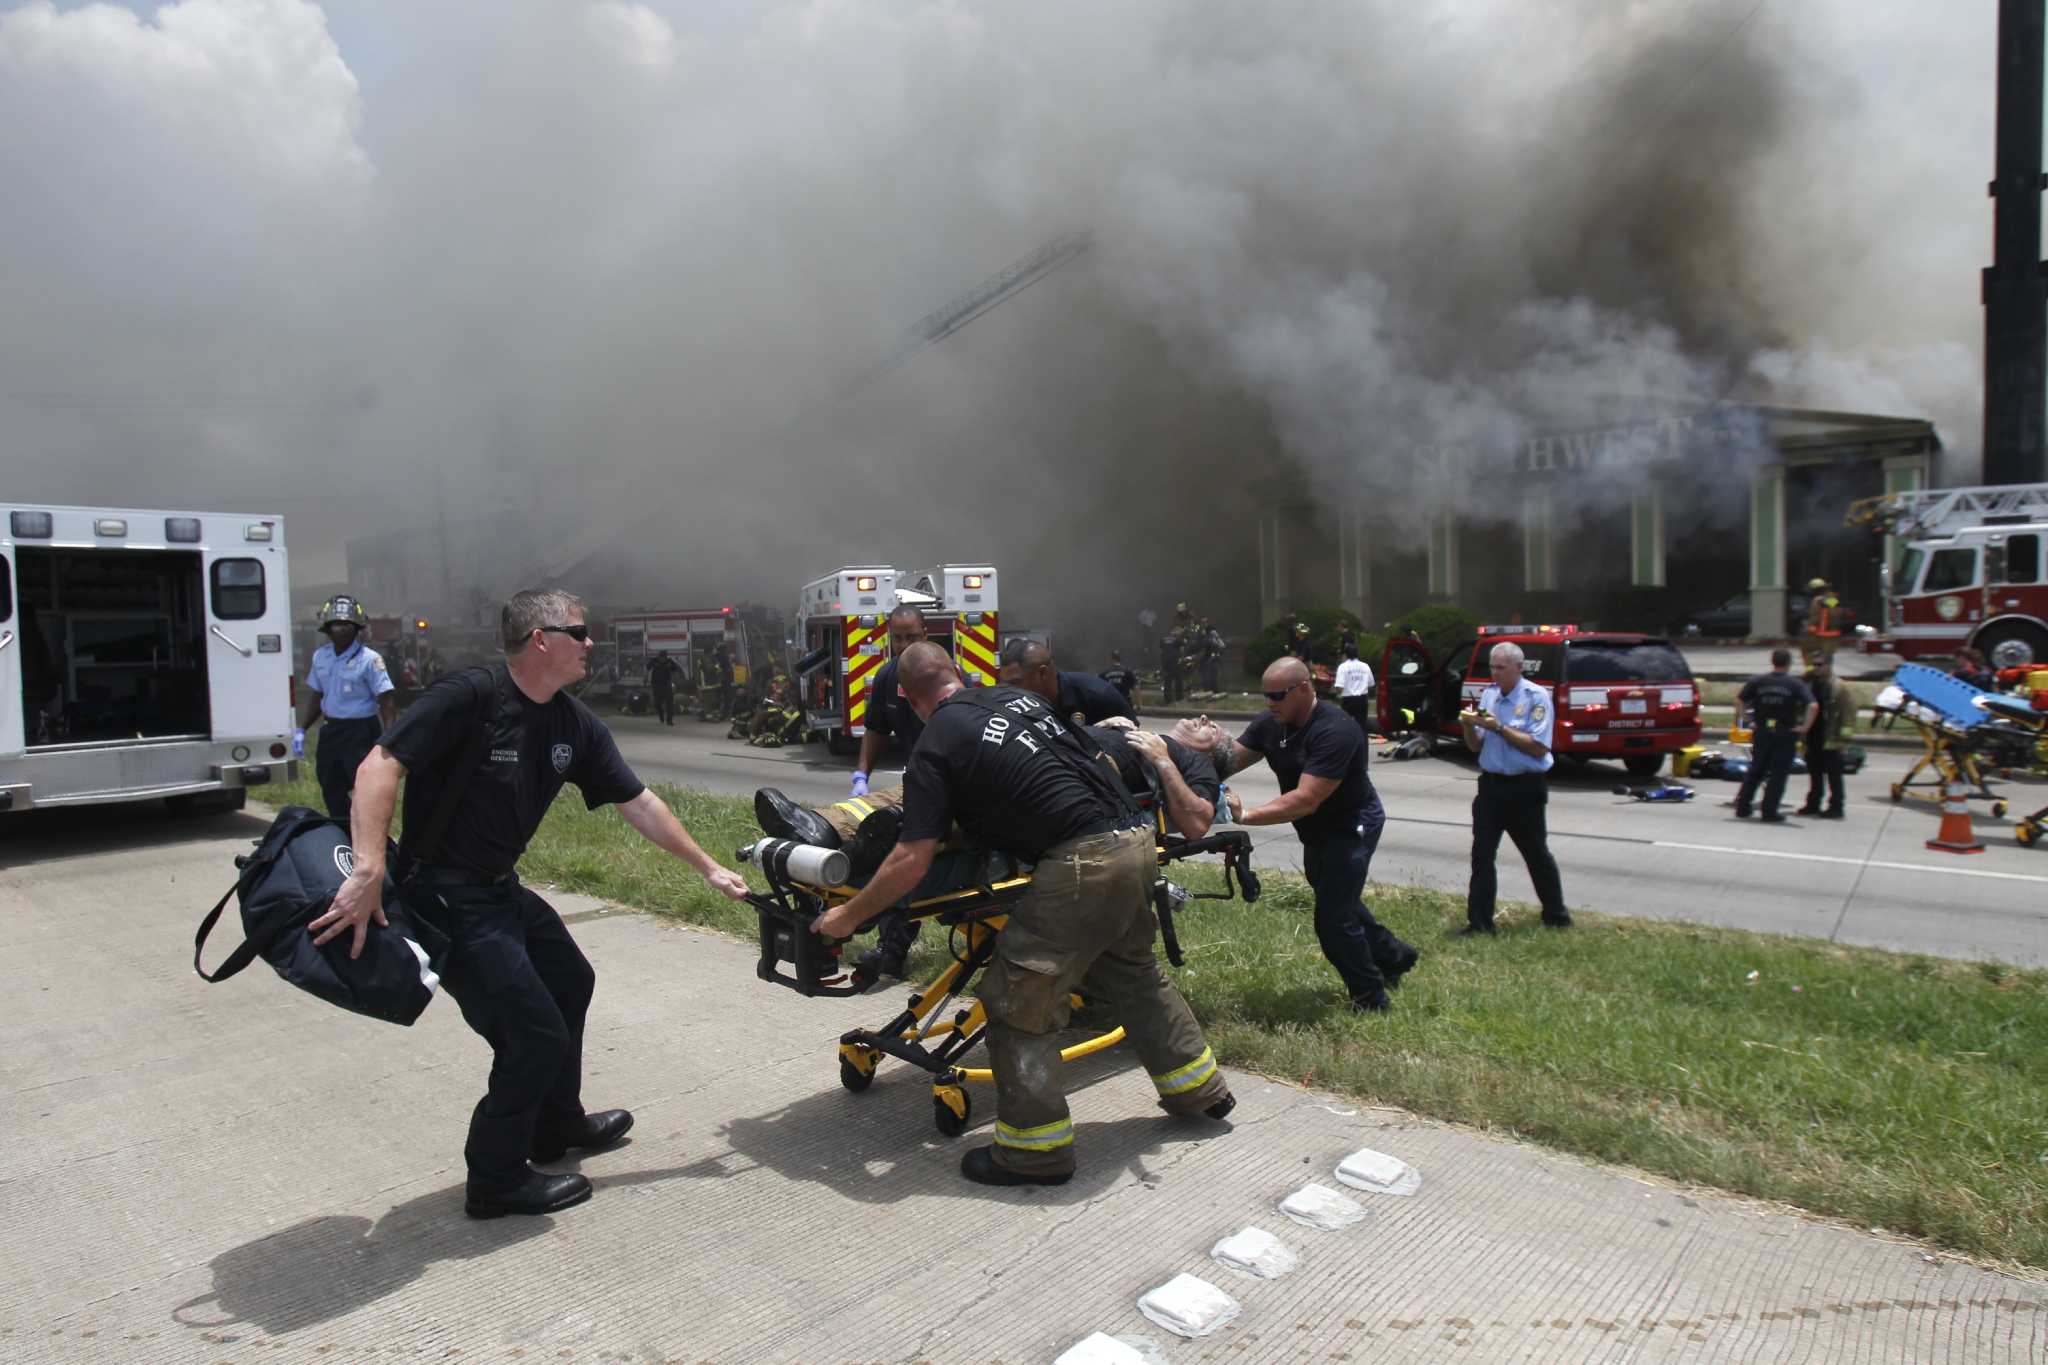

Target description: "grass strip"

left=267, top=755, right=2048, bottom=1268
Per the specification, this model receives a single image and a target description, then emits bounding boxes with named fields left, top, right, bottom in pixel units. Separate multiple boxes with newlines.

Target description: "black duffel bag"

left=193, top=806, right=450, bottom=1025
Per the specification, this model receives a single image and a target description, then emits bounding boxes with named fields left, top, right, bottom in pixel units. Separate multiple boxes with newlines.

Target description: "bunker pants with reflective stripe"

left=978, top=826, right=1229, bottom=1178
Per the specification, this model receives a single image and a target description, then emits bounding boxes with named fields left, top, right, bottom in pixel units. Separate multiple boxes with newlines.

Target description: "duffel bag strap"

left=192, top=881, right=260, bottom=982
left=192, top=813, right=323, bottom=983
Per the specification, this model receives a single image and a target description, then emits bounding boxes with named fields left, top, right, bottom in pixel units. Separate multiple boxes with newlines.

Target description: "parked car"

left=1675, top=590, right=1846, bottom=638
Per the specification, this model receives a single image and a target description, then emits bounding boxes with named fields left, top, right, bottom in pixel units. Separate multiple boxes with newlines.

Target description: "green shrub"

left=1242, top=606, right=1365, bottom=675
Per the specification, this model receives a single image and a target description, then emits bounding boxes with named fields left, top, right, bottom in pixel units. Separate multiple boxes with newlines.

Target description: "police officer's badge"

left=551, top=743, right=573, bottom=773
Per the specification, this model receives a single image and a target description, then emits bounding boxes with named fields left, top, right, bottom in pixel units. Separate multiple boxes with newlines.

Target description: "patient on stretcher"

left=749, top=719, right=1238, bottom=904
left=758, top=720, right=1231, bottom=850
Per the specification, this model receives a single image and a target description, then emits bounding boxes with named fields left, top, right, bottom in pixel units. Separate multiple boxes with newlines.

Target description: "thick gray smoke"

left=0, top=0, right=1997, bottom=648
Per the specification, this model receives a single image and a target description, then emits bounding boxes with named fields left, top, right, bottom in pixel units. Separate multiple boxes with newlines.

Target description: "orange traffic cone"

left=1926, top=779, right=1984, bottom=855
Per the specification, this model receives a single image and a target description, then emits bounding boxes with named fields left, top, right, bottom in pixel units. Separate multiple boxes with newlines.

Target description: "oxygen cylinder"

left=738, top=837, right=851, bottom=887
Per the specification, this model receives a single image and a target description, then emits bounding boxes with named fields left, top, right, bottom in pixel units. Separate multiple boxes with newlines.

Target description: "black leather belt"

left=410, top=863, right=515, bottom=888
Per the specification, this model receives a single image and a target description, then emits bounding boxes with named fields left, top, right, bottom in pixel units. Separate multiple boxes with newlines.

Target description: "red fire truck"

left=1851, top=483, right=2048, bottom=669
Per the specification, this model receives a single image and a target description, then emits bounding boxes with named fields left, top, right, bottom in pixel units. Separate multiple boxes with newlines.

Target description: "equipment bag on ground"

left=192, top=805, right=449, bottom=1026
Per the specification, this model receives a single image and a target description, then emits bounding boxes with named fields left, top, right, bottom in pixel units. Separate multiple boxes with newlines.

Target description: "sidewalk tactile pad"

left=1137, top=1272, right=1242, bottom=1338
left=1335, top=1145, right=1422, bottom=1196
left=1211, top=1224, right=1298, bottom=1279
left=1279, top=1180, right=1372, bottom=1229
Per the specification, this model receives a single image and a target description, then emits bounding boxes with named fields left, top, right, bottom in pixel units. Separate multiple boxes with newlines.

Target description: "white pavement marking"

left=1652, top=839, right=2048, bottom=886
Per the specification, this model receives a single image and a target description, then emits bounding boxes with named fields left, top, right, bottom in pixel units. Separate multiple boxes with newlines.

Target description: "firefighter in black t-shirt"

left=848, top=605, right=937, bottom=981
left=1099, top=651, right=1139, bottom=705
left=997, top=637, right=1138, bottom=725
left=647, top=651, right=683, bottom=726
left=1232, top=655, right=1418, bottom=1012
left=811, top=643, right=1233, bottom=1187
left=1734, top=648, right=1818, bottom=822
left=312, top=589, right=749, bottom=1221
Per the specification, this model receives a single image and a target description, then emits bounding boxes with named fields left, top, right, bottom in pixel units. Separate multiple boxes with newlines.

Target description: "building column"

left=1428, top=511, right=1459, bottom=599
left=1630, top=487, right=1666, bottom=588
left=1750, top=464, right=1788, bottom=638
left=1881, top=452, right=1930, bottom=577
left=1259, top=508, right=1293, bottom=626
left=1337, top=504, right=1371, bottom=625
left=1523, top=492, right=1557, bottom=592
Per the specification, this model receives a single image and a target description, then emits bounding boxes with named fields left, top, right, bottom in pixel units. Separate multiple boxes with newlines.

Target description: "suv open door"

left=1378, top=635, right=1436, bottom=735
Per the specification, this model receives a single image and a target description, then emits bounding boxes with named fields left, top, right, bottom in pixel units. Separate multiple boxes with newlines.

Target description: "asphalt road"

left=611, top=712, right=2048, bottom=967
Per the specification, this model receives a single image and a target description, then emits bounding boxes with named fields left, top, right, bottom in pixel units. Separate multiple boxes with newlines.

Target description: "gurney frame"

left=744, top=824, right=1261, bottom=1136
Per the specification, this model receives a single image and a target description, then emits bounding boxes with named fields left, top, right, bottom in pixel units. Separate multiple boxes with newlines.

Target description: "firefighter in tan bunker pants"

left=811, top=642, right=1234, bottom=1186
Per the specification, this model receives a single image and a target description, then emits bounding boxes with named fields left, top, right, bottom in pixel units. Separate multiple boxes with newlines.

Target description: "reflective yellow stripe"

left=833, top=797, right=875, bottom=821
left=1152, top=1046, right=1217, bottom=1096
left=994, top=1117, right=1074, bottom=1150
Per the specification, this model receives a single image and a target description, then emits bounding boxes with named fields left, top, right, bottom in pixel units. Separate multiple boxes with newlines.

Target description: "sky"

left=0, top=0, right=2007, bottom=635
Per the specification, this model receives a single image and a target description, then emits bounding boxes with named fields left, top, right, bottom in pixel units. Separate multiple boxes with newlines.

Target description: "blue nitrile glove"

left=850, top=770, right=869, bottom=798
left=291, top=728, right=306, bottom=759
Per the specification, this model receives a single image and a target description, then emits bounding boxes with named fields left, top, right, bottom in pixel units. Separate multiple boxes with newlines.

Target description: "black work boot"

left=844, top=806, right=905, bottom=880
left=531, top=1109, right=634, bottom=1163
left=754, top=788, right=838, bottom=848
left=465, top=1170, right=592, bottom=1219
left=960, top=1146, right=1071, bottom=1187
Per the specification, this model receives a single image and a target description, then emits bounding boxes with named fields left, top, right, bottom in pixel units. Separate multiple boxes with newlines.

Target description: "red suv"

left=1378, top=625, right=1702, bottom=776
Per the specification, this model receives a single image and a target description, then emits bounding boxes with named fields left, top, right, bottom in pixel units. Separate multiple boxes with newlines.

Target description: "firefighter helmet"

left=318, top=594, right=368, bottom=630
left=1806, top=577, right=1830, bottom=591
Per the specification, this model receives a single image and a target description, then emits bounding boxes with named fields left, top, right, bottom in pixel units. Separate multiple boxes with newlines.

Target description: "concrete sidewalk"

left=1, top=813, right=2041, bottom=1364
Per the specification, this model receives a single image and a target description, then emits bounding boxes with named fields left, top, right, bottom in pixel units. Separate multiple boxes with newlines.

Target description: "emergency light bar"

left=1477, top=623, right=1577, bottom=636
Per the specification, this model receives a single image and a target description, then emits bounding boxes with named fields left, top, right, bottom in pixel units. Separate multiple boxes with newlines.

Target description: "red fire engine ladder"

left=1845, top=483, right=2048, bottom=539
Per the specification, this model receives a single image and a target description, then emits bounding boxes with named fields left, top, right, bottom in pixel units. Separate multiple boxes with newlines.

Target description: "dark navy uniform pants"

left=1467, top=772, right=1567, bottom=928
left=314, top=716, right=383, bottom=825
left=652, top=686, right=676, bottom=725
left=1300, top=812, right=1414, bottom=1006
left=411, top=880, right=596, bottom=1193
left=1736, top=729, right=1799, bottom=817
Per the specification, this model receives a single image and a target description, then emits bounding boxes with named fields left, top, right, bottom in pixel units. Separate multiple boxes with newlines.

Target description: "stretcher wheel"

left=1991, top=800, right=2009, bottom=820
left=1889, top=783, right=1903, bottom=803
left=2019, top=822, right=2041, bottom=849
left=933, top=1085, right=971, bottom=1137
left=839, top=1056, right=876, bottom=1093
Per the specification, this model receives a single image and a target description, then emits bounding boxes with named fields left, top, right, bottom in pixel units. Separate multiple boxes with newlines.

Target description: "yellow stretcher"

left=742, top=818, right=1261, bottom=1136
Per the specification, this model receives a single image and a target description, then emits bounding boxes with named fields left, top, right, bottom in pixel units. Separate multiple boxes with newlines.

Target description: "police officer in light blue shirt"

left=294, top=594, right=398, bottom=823
left=1457, top=640, right=1569, bottom=934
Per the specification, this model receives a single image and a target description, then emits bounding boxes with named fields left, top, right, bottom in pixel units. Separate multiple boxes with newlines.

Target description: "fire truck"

left=1380, top=623, right=1701, bottom=776
left=603, top=605, right=774, bottom=702
left=797, top=564, right=998, bottom=754
left=2, top=503, right=296, bottom=814
left=1849, top=483, right=2048, bottom=669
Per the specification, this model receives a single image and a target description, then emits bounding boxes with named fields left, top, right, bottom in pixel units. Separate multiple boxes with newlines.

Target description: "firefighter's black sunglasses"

left=537, top=624, right=591, bottom=642
left=1263, top=679, right=1306, bottom=702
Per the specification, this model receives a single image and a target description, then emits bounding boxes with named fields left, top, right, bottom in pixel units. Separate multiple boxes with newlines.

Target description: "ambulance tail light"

left=963, top=574, right=983, bottom=589
left=854, top=577, right=877, bottom=592
left=269, top=742, right=288, bottom=759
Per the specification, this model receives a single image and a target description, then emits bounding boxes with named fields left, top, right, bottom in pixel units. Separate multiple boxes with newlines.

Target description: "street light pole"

left=1983, top=0, right=2048, bottom=485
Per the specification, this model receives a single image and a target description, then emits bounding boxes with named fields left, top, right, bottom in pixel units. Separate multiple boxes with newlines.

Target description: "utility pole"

left=1983, top=0, right=2048, bottom=485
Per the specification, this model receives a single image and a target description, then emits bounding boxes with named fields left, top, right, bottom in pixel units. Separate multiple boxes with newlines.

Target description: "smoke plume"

left=0, top=0, right=1998, bottom=650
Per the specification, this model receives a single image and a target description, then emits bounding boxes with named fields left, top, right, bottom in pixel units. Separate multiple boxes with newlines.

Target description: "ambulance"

left=797, top=564, right=999, bottom=753
left=1850, top=483, right=2048, bottom=669
left=2, top=503, right=296, bottom=814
